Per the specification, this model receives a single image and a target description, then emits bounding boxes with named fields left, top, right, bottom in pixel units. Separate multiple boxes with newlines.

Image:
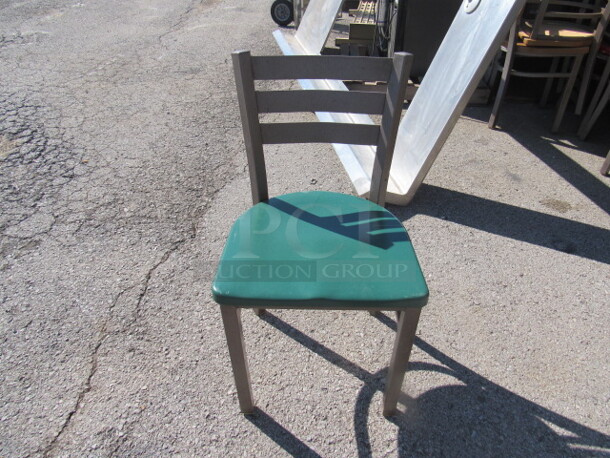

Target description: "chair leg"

left=578, top=59, right=610, bottom=139
left=579, top=73, right=610, bottom=140
left=552, top=55, right=583, bottom=133
left=489, top=24, right=517, bottom=130
left=220, top=306, right=255, bottom=413
left=540, top=57, right=559, bottom=107
left=383, top=308, right=421, bottom=417
left=601, top=150, right=610, bottom=176
left=576, top=49, right=598, bottom=116
left=487, top=52, right=501, bottom=90
left=254, top=308, right=266, bottom=316
left=555, top=57, right=571, bottom=95
left=488, top=62, right=512, bottom=129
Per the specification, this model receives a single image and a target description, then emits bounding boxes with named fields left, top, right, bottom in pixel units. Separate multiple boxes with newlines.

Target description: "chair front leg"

left=552, top=54, right=584, bottom=133
left=601, top=150, right=610, bottom=176
left=540, top=57, right=559, bottom=107
left=488, top=22, right=518, bottom=129
left=220, top=306, right=255, bottom=413
left=383, top=307, right=421, bottom=417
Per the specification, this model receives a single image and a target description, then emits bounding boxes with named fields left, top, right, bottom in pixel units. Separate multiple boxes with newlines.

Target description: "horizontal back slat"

left=256, top=90, right=387, bottom=114
left=548, top=0, right=599, bottom=10
left=251, top=55, right=393, bottom=81
left=260, top=122, right=380, bottom=145
left=545, top=11, right=601, bottom=19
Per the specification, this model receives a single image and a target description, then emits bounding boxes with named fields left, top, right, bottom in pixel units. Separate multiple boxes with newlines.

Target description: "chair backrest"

left=232, top=51, right=412, bottom=207
left=527, top=0, right=606, bottom=44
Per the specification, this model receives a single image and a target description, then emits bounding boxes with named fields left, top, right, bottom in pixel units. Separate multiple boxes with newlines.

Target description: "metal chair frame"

left=218, top=50, right=420, bottom=416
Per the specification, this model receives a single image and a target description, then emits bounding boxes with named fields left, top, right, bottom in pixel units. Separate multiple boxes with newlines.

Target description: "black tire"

left=270, top=0, right=294, bottom=26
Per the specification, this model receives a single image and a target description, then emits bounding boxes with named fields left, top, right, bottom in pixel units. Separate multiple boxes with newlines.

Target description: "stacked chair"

left=488, top=0, right=607, bottom=132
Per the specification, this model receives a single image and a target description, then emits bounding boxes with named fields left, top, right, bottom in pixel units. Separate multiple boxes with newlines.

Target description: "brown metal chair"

left=488, top=0, right=607, bottom=132
left=212, top=50, right=430, bottom=416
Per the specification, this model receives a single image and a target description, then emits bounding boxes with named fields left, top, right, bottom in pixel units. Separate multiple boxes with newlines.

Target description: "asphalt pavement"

left=1, top=0, right=609, bottom=456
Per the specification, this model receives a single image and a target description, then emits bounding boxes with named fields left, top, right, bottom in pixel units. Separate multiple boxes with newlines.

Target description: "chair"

left=212, top=50, right=429, bottom=416
left=488, top=0, right=606, bottom=133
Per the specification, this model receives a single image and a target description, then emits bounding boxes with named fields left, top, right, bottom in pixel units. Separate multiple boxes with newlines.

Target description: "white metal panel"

left=295, top=0, right=344, bottom=54
left=390, top=0, right=526, bottom=204
left=274, top=0, right=526, bottom=205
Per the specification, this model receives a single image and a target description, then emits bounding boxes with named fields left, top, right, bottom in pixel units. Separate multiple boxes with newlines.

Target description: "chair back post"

left=369, top=52, right=411, bottom=207
left=232, top=50, right=269, bottom=204
left=593, top=3, right=610, bottom=45
left=531, top=0, right=551, bottom=40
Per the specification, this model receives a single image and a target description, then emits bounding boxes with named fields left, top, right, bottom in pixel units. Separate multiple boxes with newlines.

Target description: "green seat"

left=213, top=191, right=428, bottom=309
left=214, top=50, right=425, bottom=417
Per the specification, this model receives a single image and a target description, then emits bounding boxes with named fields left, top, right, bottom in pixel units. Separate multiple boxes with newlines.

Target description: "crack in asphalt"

left=131, top=238, right=188, bottom=325
left=42, top=328, right=108, bottom=457
left=41, top=234, right=190, bottom=455
left=157, top=0, right=201, bottom=45
left=40, top=282, right=136, bottom=457
left=0, top=92, right=87, bottom=259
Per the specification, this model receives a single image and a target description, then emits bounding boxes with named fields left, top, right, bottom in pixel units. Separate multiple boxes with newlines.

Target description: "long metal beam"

left=274, top=0, right=527, bottom=205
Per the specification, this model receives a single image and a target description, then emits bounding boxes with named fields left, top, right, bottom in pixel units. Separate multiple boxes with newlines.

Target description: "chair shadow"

left=463, top=105, right=610, bottom=214
left=368, top=314, right=610, bottom=457
left=245, top=408, right=323, bottom=458
left=389, top=184, right=610, bottom=265
left=247, top=312, right=610, bottom=457
left=512, top=133, right=610, bottom=215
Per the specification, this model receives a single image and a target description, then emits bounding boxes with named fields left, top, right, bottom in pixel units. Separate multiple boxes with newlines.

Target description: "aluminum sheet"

left=274, top=0, right=526, bottom=205
left=390, top=0, right=526, bottom=204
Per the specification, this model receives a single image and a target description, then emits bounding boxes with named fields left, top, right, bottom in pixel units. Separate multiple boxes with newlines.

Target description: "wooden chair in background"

left=488, top=0, right=607, bottom=132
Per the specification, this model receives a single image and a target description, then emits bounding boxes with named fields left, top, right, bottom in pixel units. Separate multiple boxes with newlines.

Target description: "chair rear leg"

left=552, top=55, right=583, bottom=133
left=254, top=308, right=266, bottom=316
left=383, top=308, right=421, bottom=416
left=220, top=306, right=255, bottom=413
